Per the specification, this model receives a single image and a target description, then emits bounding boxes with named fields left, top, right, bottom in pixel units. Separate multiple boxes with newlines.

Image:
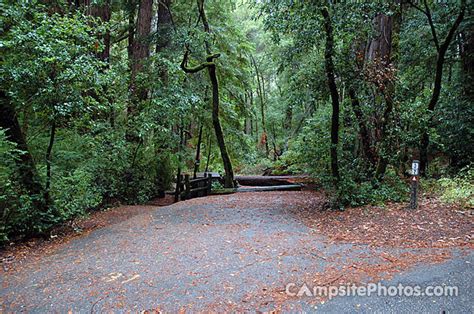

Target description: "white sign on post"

left=412, top=160, right=420, bottom=176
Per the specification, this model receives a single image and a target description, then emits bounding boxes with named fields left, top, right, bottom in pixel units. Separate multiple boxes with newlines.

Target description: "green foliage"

left=436, top=166, right=473, bottom=209
left=211, top=180, right=224, bottom=190
left=273, top=150, right=306, bottom=175
left=52, top=168, right=103, bottom=219
left=0, top=129, right=20, bottom=241
left=334, top=170, right=409, bottom=208
left=2, top=6, right=105, bottom=120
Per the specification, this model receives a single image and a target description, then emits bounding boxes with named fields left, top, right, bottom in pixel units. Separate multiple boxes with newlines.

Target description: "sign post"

left=409, top=160, right=420, bottom=209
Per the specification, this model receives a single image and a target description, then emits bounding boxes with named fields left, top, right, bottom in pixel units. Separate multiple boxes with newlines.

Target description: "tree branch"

left=422, top=0, right=440, bottom=52
left=406, top=0, right=440, bottom=51
left=180, top=49, right=216, bottom=73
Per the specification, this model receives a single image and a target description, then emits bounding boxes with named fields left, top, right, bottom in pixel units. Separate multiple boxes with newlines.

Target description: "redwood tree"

left=130, top=0, right=153, bottom=108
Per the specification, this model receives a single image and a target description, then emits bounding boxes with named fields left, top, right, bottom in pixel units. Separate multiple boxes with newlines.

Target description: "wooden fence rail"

left=175, top=173, right=213, bottom=201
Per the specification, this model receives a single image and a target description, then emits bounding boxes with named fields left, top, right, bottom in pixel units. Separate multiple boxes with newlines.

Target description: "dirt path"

left=1, top=191, right=472, bottom=311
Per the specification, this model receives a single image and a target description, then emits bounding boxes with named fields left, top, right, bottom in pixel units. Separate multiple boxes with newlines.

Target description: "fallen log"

left=235, top=175, right=298, bottom=186
left=237, top=184, right=302, bottom=192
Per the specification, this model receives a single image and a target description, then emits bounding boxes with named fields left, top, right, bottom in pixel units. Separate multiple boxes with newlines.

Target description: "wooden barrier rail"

left=175, top=173, right=213, bottom=201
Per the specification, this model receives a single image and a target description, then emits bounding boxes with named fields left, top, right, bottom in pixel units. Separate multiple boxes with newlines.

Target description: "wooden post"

left=184, top=174, right=190, bottom=200
left=206, top=173, right=212, bottom=195
left=409, top=160, right=420, bottom=209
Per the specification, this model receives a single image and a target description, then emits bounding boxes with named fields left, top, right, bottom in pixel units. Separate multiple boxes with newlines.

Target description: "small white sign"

left=412, top=160, right=420, bottom=176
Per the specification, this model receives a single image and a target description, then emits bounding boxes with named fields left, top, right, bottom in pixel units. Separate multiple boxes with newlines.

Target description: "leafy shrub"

left=437, top=165, right=473, bottom=209
left=273, top=150, right=306, bottom=175
left=52, top=168, right=103, bottom=220
left=211, top=180, right=224, bottom=190
left=330, top=169, right=408, bottom=209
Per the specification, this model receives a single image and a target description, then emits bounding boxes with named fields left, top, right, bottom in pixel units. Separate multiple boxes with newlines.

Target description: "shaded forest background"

left=0, top=0, right=472, bottom=242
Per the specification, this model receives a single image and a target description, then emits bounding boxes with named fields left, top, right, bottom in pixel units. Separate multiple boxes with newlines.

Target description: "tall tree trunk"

left=416, top=0, right=466, bottom=175
left=208, top=57, right=235, bottom=187
left=0, top=91, right=45, bottom=205
left=130, top=0, right=153, bottom=109
left=174, top=126, right=184, bottom=202
left=321, top=7, right=340, bottom=183
left=193, top=124, right=203, bottom=178
left=251, top=55, right=269, bottom=156
left=283, top=103, right=292, bottom=152
left=349, top=6, right=399, bottom=180
left=270, top=123, right=278, bottom=161
left=376, top=2, right=403, bottom=180
left=156, top=0, right=172, bottom=53
left=127, top=0, right=136, bottom=64
left=44, top=121, right=56, bottom=206
left=244, top=91, right=252, bottom=135
left=156, top=0, right=173, bottom=84
left=205, top=133, right=212, bottom=173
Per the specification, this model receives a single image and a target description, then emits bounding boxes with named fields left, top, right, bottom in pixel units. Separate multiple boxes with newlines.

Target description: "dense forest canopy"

left=0, top=0, right=472, bottom=241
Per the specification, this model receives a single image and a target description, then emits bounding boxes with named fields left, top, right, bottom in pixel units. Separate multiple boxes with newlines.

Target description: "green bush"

left=329, top=168, right=408, bottom=209
left=273, top=150, right=307, bottom=175
left=52, top=168, right=103, bottom=220
left=437, top=165, right=473, bottom=209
